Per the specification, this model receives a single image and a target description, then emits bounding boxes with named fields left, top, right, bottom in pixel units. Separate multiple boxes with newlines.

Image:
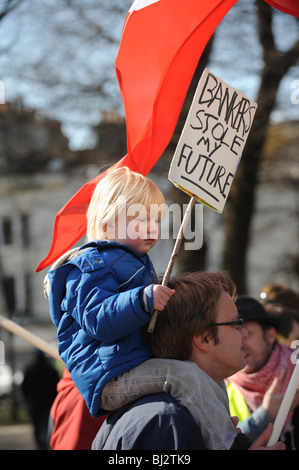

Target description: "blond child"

left=46, top=168, right=174, bottom=417
left=46, top=168, right=241, bottom=450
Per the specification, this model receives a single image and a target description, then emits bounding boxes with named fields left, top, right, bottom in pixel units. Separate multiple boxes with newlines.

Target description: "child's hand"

left=152, top=285, right=175, bottom=311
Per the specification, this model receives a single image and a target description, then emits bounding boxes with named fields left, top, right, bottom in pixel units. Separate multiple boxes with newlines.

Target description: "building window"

left=2, top=217, right=13, bottom=245
left=1, top=277, right=16, bottom=314
left=20, top=214, right=30, bottom=248
left=1, top=274, right=33, bottom=319
left=23, top=273, right=32, bottom=317
left=0, top=213, right=30, bottom=248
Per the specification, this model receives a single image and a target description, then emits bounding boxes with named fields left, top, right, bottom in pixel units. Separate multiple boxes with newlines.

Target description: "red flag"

left=36, top=0, right=239, bottom=272
left=36, top=156, right=131, bottom=272
left=264, top=0, right=299, bottom=17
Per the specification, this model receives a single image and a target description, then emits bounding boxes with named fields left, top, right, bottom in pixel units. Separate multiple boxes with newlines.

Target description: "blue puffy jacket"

left=47, top=240, right=156, bottom=417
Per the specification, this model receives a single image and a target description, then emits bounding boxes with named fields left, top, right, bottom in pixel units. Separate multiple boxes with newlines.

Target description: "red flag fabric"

left=115, top=0, right=239, bottom=170
left=36, top=0, right=238, bottom=272
left=36, top=156, right=130, bottom=272
left=36, top=0, right=297, bottom=272
left=264, top=0, right=299, bottom=17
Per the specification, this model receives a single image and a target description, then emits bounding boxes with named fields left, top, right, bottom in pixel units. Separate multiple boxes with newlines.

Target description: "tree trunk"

left=222, top=2, right=299, bottom=293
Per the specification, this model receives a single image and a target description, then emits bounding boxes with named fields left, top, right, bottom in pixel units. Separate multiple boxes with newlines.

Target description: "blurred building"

left=0, top=103, right=127, bottom=369
left=0, top=101, right=298, bottom=370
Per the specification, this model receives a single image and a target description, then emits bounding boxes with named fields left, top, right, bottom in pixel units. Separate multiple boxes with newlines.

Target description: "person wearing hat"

left=226, top=296, right=299, bottom=449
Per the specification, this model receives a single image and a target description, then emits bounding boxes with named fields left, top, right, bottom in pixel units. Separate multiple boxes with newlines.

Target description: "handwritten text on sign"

left=169, top=69, right=258, bottom=212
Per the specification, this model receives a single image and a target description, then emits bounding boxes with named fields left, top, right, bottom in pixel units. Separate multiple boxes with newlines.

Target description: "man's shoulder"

left=92, top=393, right=205, bottom=450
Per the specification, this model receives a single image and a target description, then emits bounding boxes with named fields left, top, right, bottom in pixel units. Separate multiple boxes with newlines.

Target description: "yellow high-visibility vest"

left=226, top=382, right=251, bottom=422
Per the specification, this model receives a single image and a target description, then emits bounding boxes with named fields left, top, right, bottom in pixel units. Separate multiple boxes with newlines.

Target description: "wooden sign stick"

left=0, top=315, right=63, bottom=363
left=148, top=194, right=197, bottom=333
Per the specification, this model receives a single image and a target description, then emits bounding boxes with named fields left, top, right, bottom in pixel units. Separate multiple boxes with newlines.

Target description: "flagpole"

left=148, top=194, right=197, bottom=333
left=267, top=356, right=299, bottom=446
left=0, top=315, right=63, bottom=363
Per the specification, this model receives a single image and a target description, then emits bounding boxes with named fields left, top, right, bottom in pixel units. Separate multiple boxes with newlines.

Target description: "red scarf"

left=228, top=343, right=294, bottom=428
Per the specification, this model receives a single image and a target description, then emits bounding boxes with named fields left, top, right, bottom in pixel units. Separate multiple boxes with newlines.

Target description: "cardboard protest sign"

left=168, top=68, right=258, bottom=213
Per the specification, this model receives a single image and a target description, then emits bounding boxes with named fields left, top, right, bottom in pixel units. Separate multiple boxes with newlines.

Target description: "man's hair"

left=264, top=302, right=299, bottom=338
left=86, top=167, right=166, bottom=241
left=260, top=282, right=299, bottom=312
left=143, top=271, right=236, bottom=360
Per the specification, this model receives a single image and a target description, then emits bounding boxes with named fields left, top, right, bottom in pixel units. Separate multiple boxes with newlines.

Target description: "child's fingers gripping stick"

left=152, top=285, right=175, bottom=311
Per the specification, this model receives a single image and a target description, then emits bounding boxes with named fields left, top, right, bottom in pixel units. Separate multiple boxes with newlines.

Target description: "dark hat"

left=236, top=295, right=278, bottom=328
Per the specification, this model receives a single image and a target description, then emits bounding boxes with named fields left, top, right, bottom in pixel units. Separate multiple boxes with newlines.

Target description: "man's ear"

left=193, top=334, right=211, bottom=352
left=105, top=220, right=116, bottom=238
left=265, top=326, right=277, bottom=346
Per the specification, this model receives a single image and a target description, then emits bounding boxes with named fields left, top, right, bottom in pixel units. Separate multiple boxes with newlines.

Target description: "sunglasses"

left=208, top=319, right=244, bottom=331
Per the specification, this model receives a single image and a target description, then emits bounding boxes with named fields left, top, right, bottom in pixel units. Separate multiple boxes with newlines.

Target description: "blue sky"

left=0, top=0, right=297, bottom=149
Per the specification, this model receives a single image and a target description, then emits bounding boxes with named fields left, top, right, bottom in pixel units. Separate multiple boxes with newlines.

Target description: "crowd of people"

left=40, top=168, right=299, bottom=451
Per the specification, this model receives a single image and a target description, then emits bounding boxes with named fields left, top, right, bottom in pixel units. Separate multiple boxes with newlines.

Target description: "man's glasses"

left=208, top=319, right=244, bottom=331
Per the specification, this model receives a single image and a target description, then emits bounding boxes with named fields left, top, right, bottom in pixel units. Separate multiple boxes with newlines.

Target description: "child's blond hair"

left=86, top=167, right=166, bottom=241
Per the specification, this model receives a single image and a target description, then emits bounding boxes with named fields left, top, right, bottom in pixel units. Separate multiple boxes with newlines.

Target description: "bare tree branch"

left=0, top=0, right=23, bottom=21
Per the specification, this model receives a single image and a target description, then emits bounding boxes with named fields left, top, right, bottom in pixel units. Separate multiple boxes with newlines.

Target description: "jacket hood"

left=43, top=247, right=82, bottom=300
